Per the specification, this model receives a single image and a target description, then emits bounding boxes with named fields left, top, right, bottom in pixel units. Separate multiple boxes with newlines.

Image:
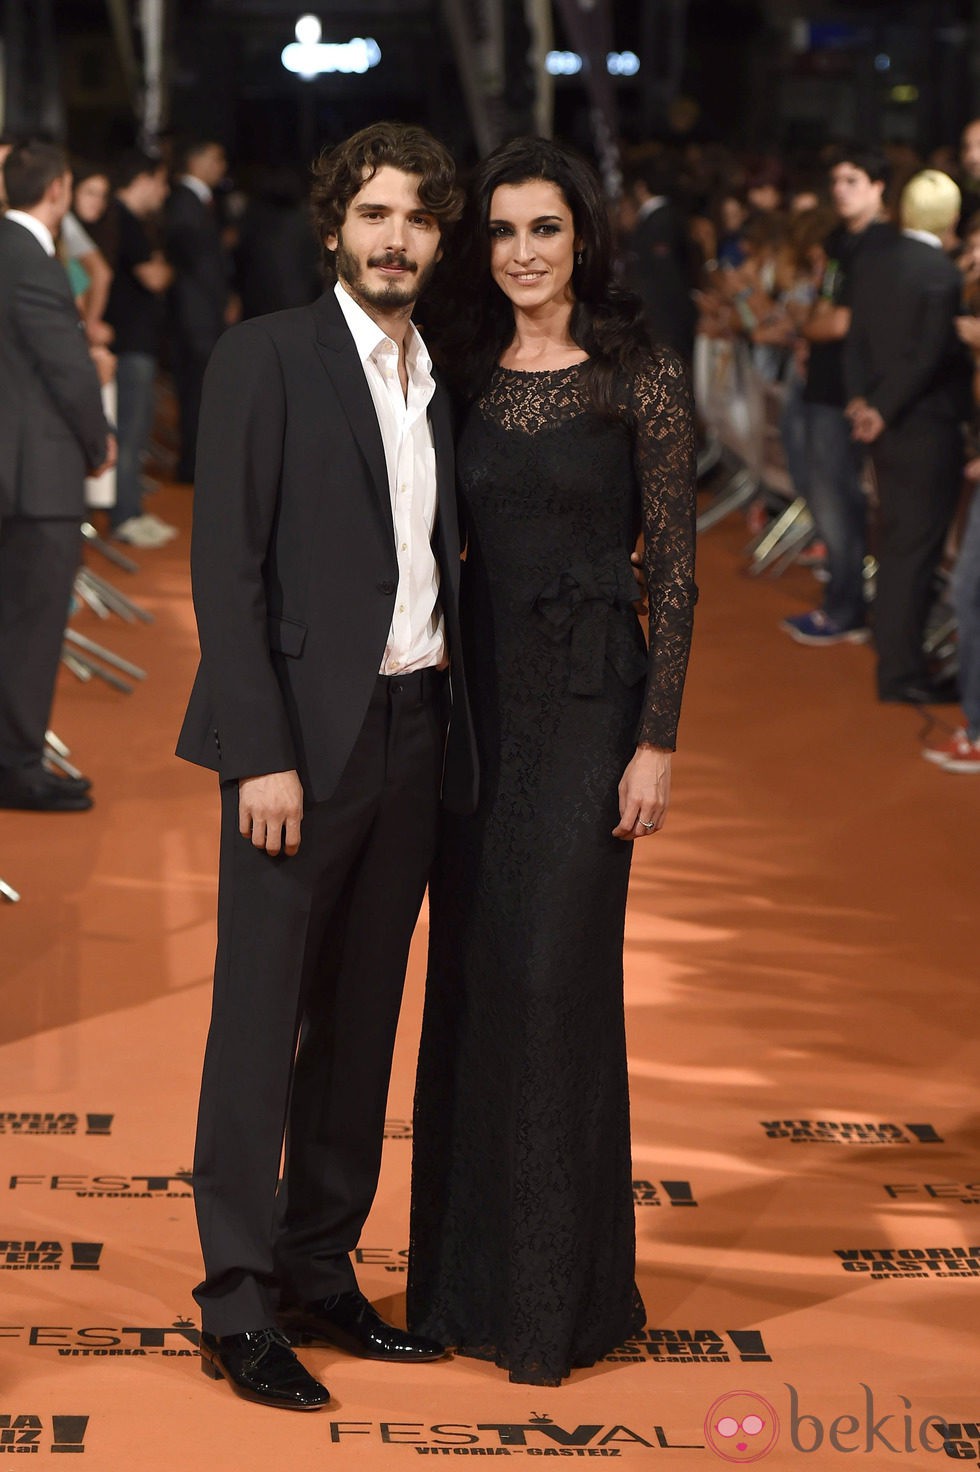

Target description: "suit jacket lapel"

left=312, top=291, right=393, bottom=543
left=428, top=381, right=461, bottom=593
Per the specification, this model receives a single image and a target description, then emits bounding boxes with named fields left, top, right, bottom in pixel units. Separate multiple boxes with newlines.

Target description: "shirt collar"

left=333, top=279, right=431, bottom=376
left=179, top=174, right=213, bottom=205
left=637, top=196, right=668, bottom=220
left=5, top=209, right=56, bottom=256
left=903, top=227, right=942, bottom=249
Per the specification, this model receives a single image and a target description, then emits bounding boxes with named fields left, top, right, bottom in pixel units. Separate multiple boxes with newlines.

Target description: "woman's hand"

left=612, top=746, right=671, bottom=841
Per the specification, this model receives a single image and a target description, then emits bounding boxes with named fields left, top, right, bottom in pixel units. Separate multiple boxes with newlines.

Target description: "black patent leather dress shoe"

left=0, top=767, right=92, bottom=812
left=199, top=1328, right=330, bottom=1410
left=879, top=677, right=960, bottom=706
left=279, top=1291, right=447, bottom=1361
left=50, top=771, right=92, bottom=794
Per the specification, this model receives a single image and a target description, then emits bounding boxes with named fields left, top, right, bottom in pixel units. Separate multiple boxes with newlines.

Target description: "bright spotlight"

left=282, top=18, right=382, bottom=78
left=294, top=13, right=321, bottom=47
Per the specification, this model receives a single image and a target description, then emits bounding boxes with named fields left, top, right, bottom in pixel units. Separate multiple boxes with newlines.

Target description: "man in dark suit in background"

left=0, top=141, right=114, bottom=812
left=620, top=154, right=696, bottom=362
left=164, top=139, right=232, bottom=482
left=845, top=170, right=972, bottom=704
left=177, top=122, right=477, bottom=1411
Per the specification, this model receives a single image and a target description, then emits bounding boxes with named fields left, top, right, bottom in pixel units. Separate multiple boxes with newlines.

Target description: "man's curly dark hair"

left=310, top=121, right=463, bottom=281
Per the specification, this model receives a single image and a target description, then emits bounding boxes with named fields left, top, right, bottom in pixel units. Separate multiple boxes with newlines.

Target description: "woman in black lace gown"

left=407, top=139, right=697, bottom=1385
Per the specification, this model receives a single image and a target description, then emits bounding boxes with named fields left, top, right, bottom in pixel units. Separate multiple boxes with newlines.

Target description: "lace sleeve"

left=629, top=349, right=698, bottom=750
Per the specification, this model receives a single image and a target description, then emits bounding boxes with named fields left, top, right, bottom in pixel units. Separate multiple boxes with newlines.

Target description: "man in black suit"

left=177, top=122, right=477, bottom=1411
left=164, top=139, right=232, bottom=482
left=845, top=170, right=972, bottom=703
left=620, top=155, right=696, bottom=362
left=0, top=141, right=114, bottom=812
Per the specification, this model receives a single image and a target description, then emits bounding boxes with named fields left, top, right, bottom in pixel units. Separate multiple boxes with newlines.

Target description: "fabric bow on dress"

left=534, top=555, right=648, bottom=696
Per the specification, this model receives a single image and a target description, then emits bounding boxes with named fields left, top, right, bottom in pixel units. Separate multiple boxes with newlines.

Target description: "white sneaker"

left=141, top=512, right=178, bottom=540
left=113, top=515, right=175, bottom=548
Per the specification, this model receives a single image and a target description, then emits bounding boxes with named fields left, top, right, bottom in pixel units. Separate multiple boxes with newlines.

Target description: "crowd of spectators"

left=2, top=119, right=979, bottom=809
left=619, top=126, right=980, bottom=773
left=0, top=133, right=320, bottom=815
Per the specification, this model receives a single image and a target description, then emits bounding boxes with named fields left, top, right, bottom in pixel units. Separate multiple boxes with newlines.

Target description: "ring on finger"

left=638, top=818, right=656, bottom=830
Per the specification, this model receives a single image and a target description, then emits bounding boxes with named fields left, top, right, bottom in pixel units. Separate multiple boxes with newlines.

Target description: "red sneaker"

left=922, top=728, right=980, bottom=772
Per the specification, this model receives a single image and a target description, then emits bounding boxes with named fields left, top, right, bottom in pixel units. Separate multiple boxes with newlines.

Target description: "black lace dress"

left=407, top=350, right=697, bottom=1385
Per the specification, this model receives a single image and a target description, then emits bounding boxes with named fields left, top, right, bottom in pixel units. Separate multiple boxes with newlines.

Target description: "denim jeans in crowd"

left=952, top=487, right=980, bottom=737
left=111, top=352, right=157, bottom=530
left=802, top=401, right=868, bottom=630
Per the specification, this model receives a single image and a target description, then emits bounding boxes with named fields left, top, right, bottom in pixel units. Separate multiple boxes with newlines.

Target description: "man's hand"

left=612, top=746, right=671, bottom=841
left=956, top=315, right=980, bottom=352
left=630, top=548, right=648, bottom=615
left=91, top=432, right=117, bottom=476
left=850, top=404, right=885, bottom=443
left=239, top=770, right=304, bottom=856
left=90, top=344, right=116, bottom=387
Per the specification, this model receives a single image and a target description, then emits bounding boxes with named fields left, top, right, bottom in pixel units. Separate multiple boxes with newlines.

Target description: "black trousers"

left=871, top=414, right=963, bottom=694
left=192, top=669, right=447, bottom=1336
left=172, top=340, right=211, bottom=482
left=0, top=517, right=80, bottom=770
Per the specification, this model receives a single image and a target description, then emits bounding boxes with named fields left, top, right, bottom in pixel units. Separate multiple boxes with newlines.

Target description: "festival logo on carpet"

left=704, top=1391, right=779, bottom=1462
left=7, top=1171, right=192, bottom=1198
left=353, top=1246, right=408, bottom=1273
left=883, top=1181, right=980, bottom=1206
left=312, top=1416, right=704, bottom=1452
left=606, top=1329, right=771, bottom=1365
left=835, top=1246, right=980, bottom=1278
left=0, top=1240, right=103, bottom=1272
left=633, top=1179, right=699, bottom=1207
left=0, top=1414, right=89, bottom=1454
left=3, top=1318, right=199, bottom=1356
left=939, top=1419, right=980, bottom=1459
left=760, top=1120, right=943, bottom=1144
left=0, top=1113, right=113, bottom=1136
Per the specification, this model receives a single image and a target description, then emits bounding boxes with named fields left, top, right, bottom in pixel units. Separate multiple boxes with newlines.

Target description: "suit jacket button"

left=378, top=580, right=396, bottom=595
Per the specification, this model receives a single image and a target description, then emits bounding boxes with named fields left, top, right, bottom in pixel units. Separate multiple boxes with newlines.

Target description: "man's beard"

left=335, top=236, right=437, bottom=310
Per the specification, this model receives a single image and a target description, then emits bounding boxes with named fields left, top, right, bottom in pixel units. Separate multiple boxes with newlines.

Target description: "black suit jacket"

left=843, top=233, right=972, bottom=427
left=176, top=290, right=478, bottom=813
left=0, top=216, right=109, bottom=518
left=621, top=202, right=697, bottom=361
left=164, top=183, right=229, bottom=355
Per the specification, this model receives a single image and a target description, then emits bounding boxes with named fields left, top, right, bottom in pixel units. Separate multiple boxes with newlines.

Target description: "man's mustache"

left=368, top=252, right=417, bottom=272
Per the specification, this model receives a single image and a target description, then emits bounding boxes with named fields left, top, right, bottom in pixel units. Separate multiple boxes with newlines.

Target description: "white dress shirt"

left=333, top=280, right=445, bottom=674
left=902, top=228, right=942, bottom=250
left=178, top=174, right=213, bottom=206
left=5, top=210, right=56, bottom=257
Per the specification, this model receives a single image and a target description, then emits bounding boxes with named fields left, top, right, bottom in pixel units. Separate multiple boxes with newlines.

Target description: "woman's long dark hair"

left=423, top=136, right=650, bottom=413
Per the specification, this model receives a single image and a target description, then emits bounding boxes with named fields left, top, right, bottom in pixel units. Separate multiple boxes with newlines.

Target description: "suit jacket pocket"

left=267, top=614, right=308, bottom=657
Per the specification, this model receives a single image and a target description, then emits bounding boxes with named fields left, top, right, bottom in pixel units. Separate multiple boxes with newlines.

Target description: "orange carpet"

left=1, top=484, right=977, bottom=1470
